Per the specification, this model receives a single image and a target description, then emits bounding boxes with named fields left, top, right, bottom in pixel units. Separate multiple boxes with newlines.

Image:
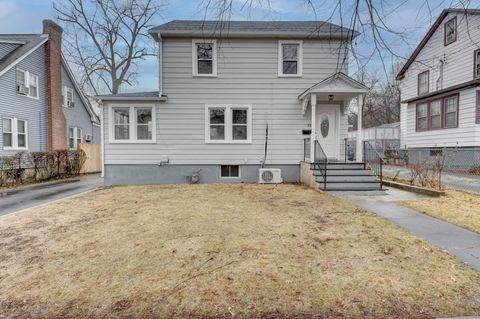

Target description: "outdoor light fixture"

left=328, top=94, right=334, bottom=101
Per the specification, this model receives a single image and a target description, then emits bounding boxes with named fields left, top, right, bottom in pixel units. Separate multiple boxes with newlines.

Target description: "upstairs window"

left=206, top=105, right=251, bottom=143
left=474, top=49, right=480, bottom=79
left=2, top=118, right=27, bottom=149
left=418, top=71, right=429, bottom=95
left=192, top=39, right=217, bottom=76
left=16, top=69, right=38, bottom=98
left=63, top=86, right=74, bottom=108
left=278, top=40, right=303, bottom=76
left=110, top=106, right=155, bottom=143
left=444, top=17, right=457, bottom=46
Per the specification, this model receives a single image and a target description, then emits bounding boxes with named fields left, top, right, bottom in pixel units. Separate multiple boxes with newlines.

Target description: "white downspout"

left=100, top=101, right=105, bottom=178
left=158, top=33, right=163, bottom=96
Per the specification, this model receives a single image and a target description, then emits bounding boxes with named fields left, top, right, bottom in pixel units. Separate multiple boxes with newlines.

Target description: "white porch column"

left=356, top=94, right=364, bottom=162
left=310, top=94, right=316, bottom=163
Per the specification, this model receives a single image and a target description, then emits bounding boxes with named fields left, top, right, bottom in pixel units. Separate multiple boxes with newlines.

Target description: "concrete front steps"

left=311, top=162, right=383, bottom=191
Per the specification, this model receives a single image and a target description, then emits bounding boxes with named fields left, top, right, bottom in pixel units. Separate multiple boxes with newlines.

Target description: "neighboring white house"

left=396, top=8, right=480, bottom=149
left=96, top=20, right=378, bottom=189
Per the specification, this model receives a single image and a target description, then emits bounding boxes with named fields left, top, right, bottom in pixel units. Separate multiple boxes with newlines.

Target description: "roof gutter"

left=402, top=79, right=480, bottom=103
left=95, top=96, right=168, bottom=102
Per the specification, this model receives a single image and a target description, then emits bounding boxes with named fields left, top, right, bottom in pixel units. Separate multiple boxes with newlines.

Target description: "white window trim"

left=69, top=127, right=83, bottom=149
left=219, top=165, right=241, bottom=179
left=63, top=86, right=74, bottom=108
left=16, top=68, right=39, bottom=99
left=192, top=39, right=217, bottom=77
left=278, top=40, right=303, bottom=77
left=2, top=117, right=28, bottom=150
left=205, top=104, right=252, bottom=144
left=108, top=105, right=156, bottom=144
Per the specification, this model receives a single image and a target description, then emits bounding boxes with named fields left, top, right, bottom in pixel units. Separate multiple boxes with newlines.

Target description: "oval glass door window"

left=320, top=115, right=329, bottom=138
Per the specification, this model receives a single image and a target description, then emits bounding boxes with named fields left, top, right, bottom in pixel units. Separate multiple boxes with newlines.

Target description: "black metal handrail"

left=314, top=140, right=328, bottom=190
left=363, top=141, right=384, bottom=189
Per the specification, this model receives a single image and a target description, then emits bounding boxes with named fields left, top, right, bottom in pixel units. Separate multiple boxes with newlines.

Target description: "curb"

left=0, top=178, right=81, bottom=197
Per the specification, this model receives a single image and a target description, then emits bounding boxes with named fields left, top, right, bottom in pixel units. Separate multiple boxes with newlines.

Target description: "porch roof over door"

left=298, top=72, right=368, bottom=114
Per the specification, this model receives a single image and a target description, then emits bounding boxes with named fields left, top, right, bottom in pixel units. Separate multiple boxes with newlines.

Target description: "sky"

left=0, top=0, right=477, bottom=93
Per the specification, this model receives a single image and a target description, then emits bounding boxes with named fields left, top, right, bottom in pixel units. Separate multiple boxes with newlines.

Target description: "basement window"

left=220, top=165, right=240, bottom=178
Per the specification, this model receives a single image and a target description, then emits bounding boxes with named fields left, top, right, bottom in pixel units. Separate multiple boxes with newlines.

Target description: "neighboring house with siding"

left=97, top=20, right=378, bottom=190
left=0, top=20, right=100, bottom=156
left=396, top=8, right=480, bottom=151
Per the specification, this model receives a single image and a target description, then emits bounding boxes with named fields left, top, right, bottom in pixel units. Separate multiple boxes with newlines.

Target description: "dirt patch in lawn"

left=1, top=184, right=480, bottom=318
left=399, top=188, right=480, bottom=234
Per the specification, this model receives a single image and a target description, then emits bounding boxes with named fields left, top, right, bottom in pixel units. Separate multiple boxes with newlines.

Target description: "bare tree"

left=54, top=0, right=163, bottom=95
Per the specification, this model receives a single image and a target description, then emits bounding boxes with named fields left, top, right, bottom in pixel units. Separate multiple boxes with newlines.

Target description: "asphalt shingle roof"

left=0, top=34, right=48, bottom=75
left=149, top=20, right=357, bottom=39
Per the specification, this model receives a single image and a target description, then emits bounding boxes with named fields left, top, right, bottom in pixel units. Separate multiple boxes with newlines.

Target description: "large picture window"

left=278, top=40, right=303, bottom=77
left=2, top=117, right=27, bottom=149
left=110, top=106, right=155, bottom=143
left=205, top=105, right=252, bottom=143
left=416, top=94, right=459, bottom=131
left=192, top=39, right=217, bottom=76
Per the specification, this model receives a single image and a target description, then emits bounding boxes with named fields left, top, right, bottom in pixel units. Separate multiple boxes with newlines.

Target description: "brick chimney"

left=43, top=20, right=67, bottom=150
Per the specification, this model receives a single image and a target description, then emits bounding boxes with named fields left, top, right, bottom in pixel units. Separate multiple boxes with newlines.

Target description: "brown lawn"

left=0, top=184, right=480, bottom=318
left=399, top=189, right=480, bottom=234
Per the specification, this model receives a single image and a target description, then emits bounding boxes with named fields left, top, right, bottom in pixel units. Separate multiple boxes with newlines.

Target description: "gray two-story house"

left=0, top=20, right=100, bottom=156
left=97, top=21, right=380, bottom=190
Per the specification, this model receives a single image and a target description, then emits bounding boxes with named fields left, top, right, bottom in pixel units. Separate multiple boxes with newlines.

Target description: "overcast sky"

left=0, top=0, right=477, bottom=93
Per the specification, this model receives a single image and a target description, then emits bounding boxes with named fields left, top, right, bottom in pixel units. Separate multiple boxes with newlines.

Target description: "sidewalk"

left=333, top=188, right=480, bottom=271
left=383, top=165, right=480, bottom=193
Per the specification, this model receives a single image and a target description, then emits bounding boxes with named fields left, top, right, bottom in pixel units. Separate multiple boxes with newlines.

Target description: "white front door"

left=316, top=104, right=339, bottom=159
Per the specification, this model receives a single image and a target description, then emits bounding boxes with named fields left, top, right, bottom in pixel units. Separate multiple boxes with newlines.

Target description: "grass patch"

left=399, top=189, right=480, bottom=234
left=1, top=184, right=480, bottom=318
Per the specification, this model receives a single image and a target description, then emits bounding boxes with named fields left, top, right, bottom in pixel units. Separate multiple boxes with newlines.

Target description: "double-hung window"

left=474, top=50, right=480, bottom=79
left=429, top=100, right=442, bottom=129
left=444, top=95, right=458, bottom=128
left=278, top=40, right=303, bottom=76
left=416, top=103, right=428, bottom=130
left=63, top=86, right=74, bottom=107
left=444, top=17, right=457, bottom=46
left=16, top=69, right=39, bottom=99
left=2, top=118, right=27, bottom=149
left=69, top=127, right=83, bottom=149
left=192, top=39, right=217, bottom=76
left=418, top=71, right=429, bottom=95
left=206, top=105, right=251, bottom=143
left=110, top=106, right=155, bottom=143
left=416, top=94, right=459, bottom=131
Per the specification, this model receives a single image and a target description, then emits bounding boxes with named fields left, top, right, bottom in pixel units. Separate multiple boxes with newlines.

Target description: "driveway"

left=383, top=165, right=480, bottom=193
left=0, top=174, right=103, bottom=216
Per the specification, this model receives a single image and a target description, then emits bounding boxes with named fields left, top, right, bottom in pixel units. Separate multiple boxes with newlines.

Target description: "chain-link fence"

left=382, top=147, right=480, bottom=192
left=345, top=138, right=400, bottom=162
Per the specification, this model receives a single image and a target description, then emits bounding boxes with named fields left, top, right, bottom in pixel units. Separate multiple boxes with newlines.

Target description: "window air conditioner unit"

left=258, top=168, right=283, bottom=184
left=67, top=100, right=75, bottom=108
left=85, top=134, right=93, bottom=142
left=17, top=84, right=29, bottom=95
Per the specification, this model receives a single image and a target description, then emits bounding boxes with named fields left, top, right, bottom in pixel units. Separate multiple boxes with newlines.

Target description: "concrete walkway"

left=384, top=165, right=480, bottom=193
left=0, top=174, right=103, bottom=216
left=333, top=188, right=480, bottom=271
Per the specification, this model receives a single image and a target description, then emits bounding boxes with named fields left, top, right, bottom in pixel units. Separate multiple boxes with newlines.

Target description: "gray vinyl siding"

left=103, top=38, right=349, bottom=165
left=399, top=12, right=480, bottom=148
left=0, top=43, right=20, bottom=60
left=0, top=45, right=47, bottom=155
left=61, top=65, right=99, bottom=146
